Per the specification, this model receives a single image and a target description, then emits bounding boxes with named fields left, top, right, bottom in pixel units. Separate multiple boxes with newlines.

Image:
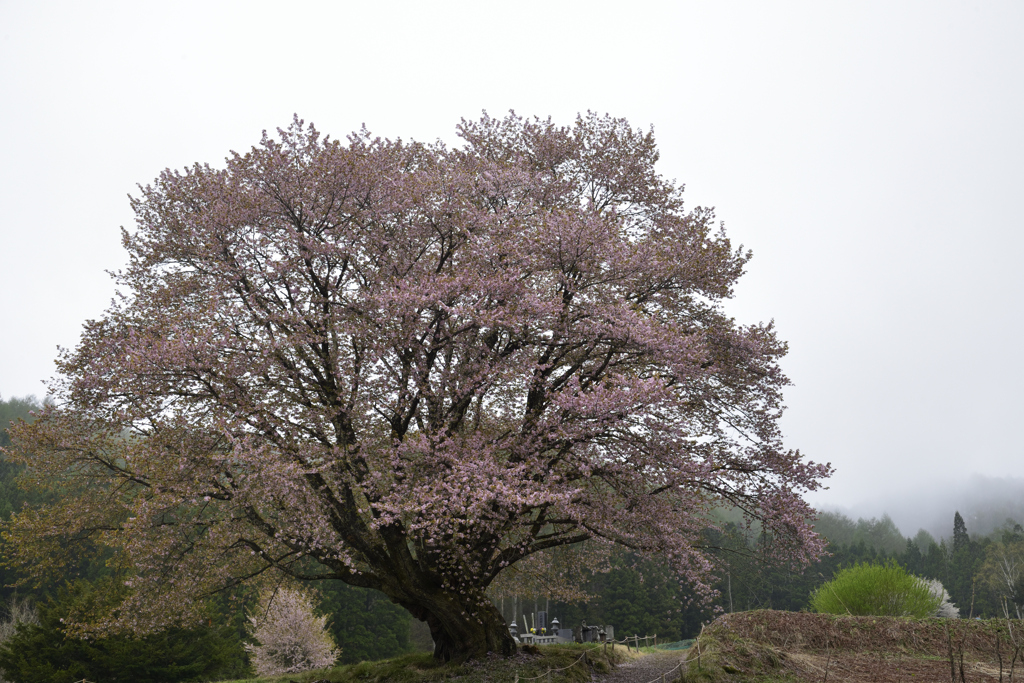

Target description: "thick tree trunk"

left=397, top=590, right=516, bottom=662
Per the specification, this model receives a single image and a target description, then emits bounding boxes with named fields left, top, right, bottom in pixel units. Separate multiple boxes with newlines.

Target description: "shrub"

left=922, top=578, right=960, bottom=618
left=810, top=560, right=942, bottom=617
left=0, top=595, right=39, bottom=647
left=245, top=587, right=339, bottom=676
left=0, top=595, right=39, bottom=683
left=0, top=581, right=245, bottom=683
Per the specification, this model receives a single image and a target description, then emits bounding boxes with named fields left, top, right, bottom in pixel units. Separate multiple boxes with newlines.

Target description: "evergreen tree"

left=953, top=512, right=969, bottom=554
left=812, top=511, right=858, bottom=547
left=903, top=539, right=924, bottom=577
left=315, top=582, right=412, bottom=664
left=0, top=395, right=42, bottom=520
left=949, top=512, right=977, bottom=615
left=853, top=515, right=907, bottom=555
left=0, top=581, right=246, bottom=683
left=913, top=529, right=939, bottom=553
left=550, top=551, right=706, bottom=641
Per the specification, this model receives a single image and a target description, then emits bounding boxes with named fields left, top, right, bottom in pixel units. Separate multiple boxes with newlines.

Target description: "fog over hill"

left=816, top=475, right=1024, bottom=542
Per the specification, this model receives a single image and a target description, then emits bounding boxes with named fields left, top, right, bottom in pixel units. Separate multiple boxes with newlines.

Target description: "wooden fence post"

left=546, top=667, right=551, bottom=683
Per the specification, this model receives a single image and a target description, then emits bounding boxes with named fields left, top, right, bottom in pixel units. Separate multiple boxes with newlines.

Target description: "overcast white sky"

left=2, top=1, right=1022, bottom=513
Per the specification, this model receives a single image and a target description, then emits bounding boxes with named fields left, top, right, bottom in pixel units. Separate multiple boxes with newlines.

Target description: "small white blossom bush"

left=923, top=578, right=960, bottom=618
left=0, top=595, right=39, bottom=645
left=0, top=595, right=40, bottom=683
left=245, top=587, right=339, bottom=676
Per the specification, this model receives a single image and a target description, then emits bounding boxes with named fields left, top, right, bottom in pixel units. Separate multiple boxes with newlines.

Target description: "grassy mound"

left=220, top=643, right=635, bottom=683
left=678, top=610, right=1024, bottom=683
left=677, top=626, right=791, bottom=683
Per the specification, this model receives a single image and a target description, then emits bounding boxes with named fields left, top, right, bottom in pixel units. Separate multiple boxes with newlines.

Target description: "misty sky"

left=2, top=1, right=1022, bottom=514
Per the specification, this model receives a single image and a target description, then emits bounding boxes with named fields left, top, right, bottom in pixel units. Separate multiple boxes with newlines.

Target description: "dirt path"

left=595, top=650, right=687, bottom=683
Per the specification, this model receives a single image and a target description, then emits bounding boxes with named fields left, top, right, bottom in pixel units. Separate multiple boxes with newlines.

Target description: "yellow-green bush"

left=810, top=560, right=941, bottom=617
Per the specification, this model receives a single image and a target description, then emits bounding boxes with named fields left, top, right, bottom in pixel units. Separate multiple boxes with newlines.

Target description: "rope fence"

left=640, top=657, right=686, bottom=683
left=514, top=645, right=599, bottom=682
left=514, top=634, right=691, bottom=683
left=608, top=633, right=657, bottom=651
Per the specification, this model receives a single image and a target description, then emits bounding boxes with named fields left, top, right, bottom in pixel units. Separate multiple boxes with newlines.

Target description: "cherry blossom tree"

left=922, top=578, right=960, bottom=619
left=3, top=112, right=830, bottom=661
left=245, top=587, right=339, bottom=676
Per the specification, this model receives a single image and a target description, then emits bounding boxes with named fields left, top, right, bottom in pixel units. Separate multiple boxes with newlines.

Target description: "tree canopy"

left=0, top=395, right=41, bottom=452
left=3, top=112, right=830, bottom=661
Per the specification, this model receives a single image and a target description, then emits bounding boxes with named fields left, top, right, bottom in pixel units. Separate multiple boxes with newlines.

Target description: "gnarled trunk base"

left=400, top=592, right=516, bottom=661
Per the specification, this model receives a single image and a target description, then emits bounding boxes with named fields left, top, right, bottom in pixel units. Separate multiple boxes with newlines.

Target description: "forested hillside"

left=2, top=393, right=1022, bottom=680
left=541, top=510, right=1023, bottom=642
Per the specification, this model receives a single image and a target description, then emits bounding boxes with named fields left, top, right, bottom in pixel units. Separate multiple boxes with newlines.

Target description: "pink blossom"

left=3, top=112, right=830, bottom=661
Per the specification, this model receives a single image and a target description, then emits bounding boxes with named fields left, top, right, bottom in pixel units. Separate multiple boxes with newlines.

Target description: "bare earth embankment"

left=679, top=610, right=1024, bottom=682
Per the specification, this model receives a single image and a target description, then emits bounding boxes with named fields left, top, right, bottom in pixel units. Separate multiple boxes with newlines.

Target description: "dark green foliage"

left=590, top=553, right=696, bottom=638
left=1001, top=521, right=1024, bottom=545
left=701, top=528, right=887, bottom=618
left=953, top=512, right=969, bottom=553
left=550, top=551, right=708, bottom=641
left=0, top=625, right=246, bottom=683
left=548, top=528, right=913, bottom=641
left=547, top=512, right=1021, bottom=641
left=0, top=395, right=42, bottom=520
left=902, top=537, right=923, bottom=575
left=810, top=510, right=858, bottom=546
left=813, top=511, right=907, bottom=555
left=315, top=581, right=413, bottom=664
left=946, top=511, right=993, bottom=617
left=914, top=528, right=939, bottom=551
left=855, top=515, right=910, bottom=556
left=0, top=581, right=248, bottom=683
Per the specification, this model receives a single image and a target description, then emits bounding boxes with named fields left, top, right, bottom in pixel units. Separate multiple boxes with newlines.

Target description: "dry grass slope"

left=678, top=610, right=1024, bottom=683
